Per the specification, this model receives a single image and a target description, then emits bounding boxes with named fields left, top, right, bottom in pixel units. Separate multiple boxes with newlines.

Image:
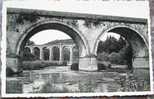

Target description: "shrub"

left=97, top=61, right=111, bottom=71
left=97, top=52, right=109, bottom=61
left=71, top=63, right=79, bottom=71
left=109, top=52, right=127, bottom=65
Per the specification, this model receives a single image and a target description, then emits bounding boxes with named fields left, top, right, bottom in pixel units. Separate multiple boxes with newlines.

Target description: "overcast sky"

left=4, top=0, right=149, bottom=18
left=4, top=0, right=150, bottom=45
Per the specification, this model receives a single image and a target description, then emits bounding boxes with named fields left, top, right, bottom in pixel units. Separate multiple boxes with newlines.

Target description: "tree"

left=97, top=52, right=109, bottom=61
left=97, top=35, right=133, bottom=68
left=97, top=41, right=104, bottom=54
left=119, top=41, right=133, bottom=69
left=97, top=36, right=126, bottom=54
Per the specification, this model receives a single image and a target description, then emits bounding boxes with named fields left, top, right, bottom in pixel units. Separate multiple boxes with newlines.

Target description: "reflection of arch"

left=94, top=25, right=148, bottom=58
left=52, top=46, right=60, bottom=61
left=33, top=47, right=40, bottom=60
left=16, top=20, right=89, bottom=58
left=43, top=47, right=49, bottom=60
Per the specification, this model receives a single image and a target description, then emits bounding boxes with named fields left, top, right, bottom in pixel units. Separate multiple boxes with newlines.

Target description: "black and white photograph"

left=1, top=0, right=153, bottom=97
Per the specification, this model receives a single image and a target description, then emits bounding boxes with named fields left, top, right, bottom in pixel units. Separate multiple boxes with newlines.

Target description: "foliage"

left=97, top=36, right=133, bottom=68
left=120, top=44, right=133, bottom=69
left=108, top=52, right=126, bottom=65
left=97, top=52, right=109, bottom=61
left=97, top=36, right=126, bottom=54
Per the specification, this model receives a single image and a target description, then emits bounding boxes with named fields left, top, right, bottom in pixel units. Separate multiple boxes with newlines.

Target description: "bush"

left=97, top=52, right=109, bottom=61
left=97, top=61, right=111, bottom=71
left=109, top=52, right=126, bottom=65
left=71, top=63, right=79, bottom=71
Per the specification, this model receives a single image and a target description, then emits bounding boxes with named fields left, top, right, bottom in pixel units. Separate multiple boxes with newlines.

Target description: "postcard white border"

left=1, top=1, right=154, bottom=97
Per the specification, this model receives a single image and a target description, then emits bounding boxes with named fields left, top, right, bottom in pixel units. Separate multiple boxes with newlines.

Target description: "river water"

left=21, top=66, right=150, bottom=93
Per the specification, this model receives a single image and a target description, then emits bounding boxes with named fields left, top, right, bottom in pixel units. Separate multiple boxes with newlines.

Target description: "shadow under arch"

left=16, top=20, right=90, bottom=58
left=94, top=25, right=149, bottom=69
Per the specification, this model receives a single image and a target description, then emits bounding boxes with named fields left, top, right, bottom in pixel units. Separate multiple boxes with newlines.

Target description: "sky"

left=4, top=0, right=149, bottom=18
left=100, top=33, right=120, bottom=41
left=4, top=0, right=150, bottom=45
left=30, top=30, right=71, bottom=45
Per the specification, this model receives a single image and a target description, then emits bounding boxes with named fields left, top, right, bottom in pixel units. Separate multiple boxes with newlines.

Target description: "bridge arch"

left=16, top=20, right=90, bottom=58
left=94, top=25, right=148, bottom=55
left=94, top=25, right=149, bottom=69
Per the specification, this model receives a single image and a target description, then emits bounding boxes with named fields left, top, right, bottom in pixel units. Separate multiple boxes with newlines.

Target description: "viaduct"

left=25, top=40, right=77, bottom=65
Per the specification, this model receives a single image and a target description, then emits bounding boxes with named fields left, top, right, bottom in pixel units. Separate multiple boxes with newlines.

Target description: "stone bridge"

left=6, top=8, right=149, bottom=72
